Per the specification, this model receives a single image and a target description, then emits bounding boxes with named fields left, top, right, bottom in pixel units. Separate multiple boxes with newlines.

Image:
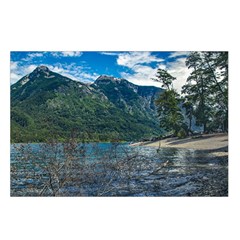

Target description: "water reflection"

left=10, top=143, right=228, bottom=196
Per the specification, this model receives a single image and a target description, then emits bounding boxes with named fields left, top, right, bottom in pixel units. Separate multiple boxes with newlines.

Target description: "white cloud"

left=51, top=51, right=82, bottom=57
left=10, top=60, right=98, bottom=85
left=48, top=63, right=98, bottom=82
left=61, top=51, right=82, bottom=57
left=167, top=57, right=191, bottom=93
left=10, top=72, right=22, bottom=84
left=121, top=66, right=162, bottom=88
left=10, top=61, right=18, bottom=71
left=156, top=63, right=167, bottom=70
left=10, top=52, right=191, bottom=92
left=22, top=52, right=45, bottom=61
left=10, top=61, right=38, bottom=84
left=46, top=64, right=99, bottom=82
left=117, top=52, right=190, bottom=92
left=29, top=53, right=44, bottom=57
left=78, top=72, right=99, bottom=82
left=117, top=52, right=165, bottom=87
left=26, top=64, right=38, bottom=72
left=100, top=52, right=119, bottom=56
left=117, top=51, right=164, bottom=68
left=168, top=51, right=190, bottom=58
left=120, top=63, right=164, bottom=87
left=101, top=51, right=164, bottom=76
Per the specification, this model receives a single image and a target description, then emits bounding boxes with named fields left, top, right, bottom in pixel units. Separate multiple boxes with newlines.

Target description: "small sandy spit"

left=130, top=133, right=228, bottom=157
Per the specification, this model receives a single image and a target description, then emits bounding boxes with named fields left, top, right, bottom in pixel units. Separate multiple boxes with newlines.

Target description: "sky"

left=10, top=51, right=191, bottom=92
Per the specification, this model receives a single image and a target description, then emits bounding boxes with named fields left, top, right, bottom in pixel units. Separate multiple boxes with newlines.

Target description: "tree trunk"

left=203, top=122, right=207, bottom=133
left=189, top=117, right=192, bottom=133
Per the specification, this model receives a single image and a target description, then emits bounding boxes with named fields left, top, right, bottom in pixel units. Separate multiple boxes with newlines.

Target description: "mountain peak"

left=96, top=75, right=122, bottom=82
left=33, top=65, right=50, bottom=73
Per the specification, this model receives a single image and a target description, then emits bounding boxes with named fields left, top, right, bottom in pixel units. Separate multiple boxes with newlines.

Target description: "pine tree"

left=154, top=69, right=185, bottom=136
left=182, top=99, right=194, bottom=133
left=182, top=51, right=228, bottom=133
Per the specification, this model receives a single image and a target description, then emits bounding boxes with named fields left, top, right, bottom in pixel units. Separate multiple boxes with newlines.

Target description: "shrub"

left=177, top=128, right=187, bottom=139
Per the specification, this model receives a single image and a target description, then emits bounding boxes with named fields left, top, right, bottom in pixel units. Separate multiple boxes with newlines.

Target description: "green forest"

left=11, top=51, right=228, bottom=143
left=154, top=51, right=228, bottom=137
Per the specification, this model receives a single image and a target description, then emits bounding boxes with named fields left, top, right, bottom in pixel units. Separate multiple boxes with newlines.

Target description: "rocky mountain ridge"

left=11, top=66, right=163, bottom=142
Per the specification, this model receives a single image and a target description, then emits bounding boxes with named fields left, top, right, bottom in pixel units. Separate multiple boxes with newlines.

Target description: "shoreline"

left=130, top=133, right=228, bottom=157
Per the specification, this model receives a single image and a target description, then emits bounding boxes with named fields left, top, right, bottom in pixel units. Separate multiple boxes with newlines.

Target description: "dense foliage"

left=154, top=51, right=228, bottom=136
left=11, top=51, right=228, bottom=143
left=154, top=69, right=186, bottom=136
left=182, top=51, right=228, bottom=133
left=11, top=68, right=163, bottom=142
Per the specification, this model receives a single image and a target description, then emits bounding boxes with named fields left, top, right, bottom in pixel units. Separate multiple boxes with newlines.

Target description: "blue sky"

left=10, top=51, right=190, bottom=92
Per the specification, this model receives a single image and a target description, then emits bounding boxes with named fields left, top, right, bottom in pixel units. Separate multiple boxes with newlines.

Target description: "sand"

left=131, top=133, right=228, bottom=156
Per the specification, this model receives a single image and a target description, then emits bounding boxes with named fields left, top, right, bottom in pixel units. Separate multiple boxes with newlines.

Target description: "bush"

left=177, top=128, right=187, bottom=139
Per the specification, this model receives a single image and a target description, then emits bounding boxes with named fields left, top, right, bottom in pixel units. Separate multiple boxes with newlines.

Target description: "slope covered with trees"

left=11, top=66, right=163, bottom=142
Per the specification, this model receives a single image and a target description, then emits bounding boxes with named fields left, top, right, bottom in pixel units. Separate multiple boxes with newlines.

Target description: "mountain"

left=92, top=75, right=160, bottom=119
left=11, top=66, right=163, bottom=142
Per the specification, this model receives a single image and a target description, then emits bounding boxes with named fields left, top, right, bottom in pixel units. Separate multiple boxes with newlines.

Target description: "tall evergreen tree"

left=182, top=99, right=194, bottom=133
left=202, top=51, right=228, bottom=131
left=182, top=52, right=212, bottom=132
left=154, top=69, right=185, bottom=136
left=154, top=68, right=176, bottom=90
left=182, top=51, right=228, bottom=133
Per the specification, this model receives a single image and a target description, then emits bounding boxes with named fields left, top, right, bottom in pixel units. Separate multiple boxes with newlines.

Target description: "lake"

left=10, top=142, right=228, bottom=196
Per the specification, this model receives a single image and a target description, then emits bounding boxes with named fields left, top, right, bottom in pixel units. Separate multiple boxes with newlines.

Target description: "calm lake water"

left=10, top=143, right=228, bottom=196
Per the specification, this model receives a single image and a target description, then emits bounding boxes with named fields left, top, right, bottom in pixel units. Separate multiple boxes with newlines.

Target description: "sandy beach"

left=131, top=133, right=228, bottom=156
